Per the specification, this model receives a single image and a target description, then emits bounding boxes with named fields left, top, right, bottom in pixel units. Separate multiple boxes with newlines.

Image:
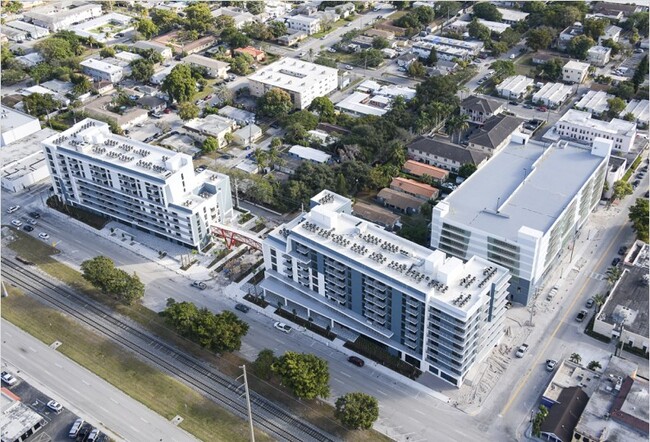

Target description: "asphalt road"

left=1, top=320, right=197, bottom=442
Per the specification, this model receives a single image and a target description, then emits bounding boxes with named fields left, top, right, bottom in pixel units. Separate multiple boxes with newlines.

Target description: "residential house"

left=558, top=23, right=584, bottom=50
left=376, top=188, right=423, bottom=215
left=540, top=387, right=589, bottom=442
left=351, top=202, right=401, bottom=230
left=182, top=54, right=230, bottom=79
left=183, top=114, right=237, bottom=146
left=80, top=59, right=123, bottom=83
left=288, top=145, right=331, bottom=163
left=132, top=41, right=173, bottom=59
left=234, top=46, right=266, bottom=62
left=496, top=75, right=534, bottom=100
left=563, top=60, right=590, bottom=84
left=460, top=96, right=505, bottom=125
left=587, top=45, right=611, bottom=67
left=231, top=124, right=262, bottom=146
left=286, top=15, right=321, bottom=35
left=552, top=109, right=636, bottom=153
left=390, top=177, right=438, bottom=201
left=402, top=160, right=449, bottom=182
left=407, top=137, right=489, bottom=173
left=575, top=90, right=614, bottom=115
left=467, top=114, right=525, bottom=153
left=532, top=82, right=574, bottom=108
left=598, top=25, right=622, bottom=45
left=620, top=100, right=649, bottom=127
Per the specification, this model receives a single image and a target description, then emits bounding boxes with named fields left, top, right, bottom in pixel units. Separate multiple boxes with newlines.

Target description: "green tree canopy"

left=583, top=18, right=608, bottom=41
left=136, top=18, right=159, bottom=39
left=490, top=60, right=516, bottom=83
left=632, top=54, right=649, bottom=92
left=162, top=63, right=196, bottom=103
left=81, top=256, right=144, bottom=305
left=612, top=180, right=633, bottom=200
left=356, top=48, right=384, bottom=68
left=246, top=1, right=264, bottom=15
left=629, top=198, right=649, bottom=242
left=130, top=58, right=155, bottom=82
left=372, top=36, right=390, bottom=49
left=335, top=392, right=379, bottom=430
left=468, top=19, right=491, bottom=42
left=2, top=0, right=22, bottom=13
left=36, top=37, right=74, bottom=62
left=309, top=96, right=336, bottom=123
left=150, top=8, right=180, bottom=33
left=607, top=97, right=626, bottom=118
left=272, top=352, right=330, bottom=399
left=458, top=163, right=477, bottom=178
left=23, top=92, right=62, bottom=117
left=268, top=21, right=287, bottom=38
left=537, top=58, right=564, bottom=81
left=473, top=2, right=502, bottom=21
left=229, top=53, right=254, bottom=76
left=257, top=88, right=293, bottom=118
left=526, top=26, right=555, bottom=51
left=252, top=349, right=277, bottom=380
left=183, top=2, right=214, bottom=34
left=284, top=110, right=318, bottom=131
left=100, top=46, right=116, bottom=58
left=407, top=60, right=426, bottom=77
left=178, top=102, right=199, bottom=121
left=567, top=35, right=595, bottom=60
left=427, top=46, right=438, bottom=65
left=202, top=136, right=220, bottom=153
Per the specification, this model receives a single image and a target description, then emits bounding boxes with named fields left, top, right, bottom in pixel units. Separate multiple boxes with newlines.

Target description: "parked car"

left=618, top=246, right=628, bottom=256
left=508, top=101, right=519, bottom=106
left=1, top=371, right=17, bottom=386
left=634, top=48, right=645, bottom=53
left=505, top=301, right=513, bottom=309
left=29, top=218, right=37, bottom=225
left=611, top=257, right=621, bottom=266
left=88, top=428, right=100, bottom=442
left=347, top=356, right=365, bottom=367
left=537, top=106, right=548, bottom=112
left=47, top=400, right=63, bottom=413
left=38, top=232, right=50, bottom=240
left=23, top=225, right=34, bottom=232
left=235, top=303, right=250, bottom=313
left=191, top=281, right=207, bottom=290
left=576, top=309, right=588, bottom=322
left=29, top=211, right=40, bottom=219
left=69, top=419, right=84, bottom=438
left=6, top=205, right=20, bottom=214
left=273, top=322, right=292, bottom=333
left=515, top=344, right=529, bottom=358
left=546, top=285, right=558, bottom=301
left=344, top=65, right=353, bottom=70
left=11, top=220, right=22, bottom=227
left=546, top=359, right=557, bottom=371
left=586, top=298, right=594, bottom=308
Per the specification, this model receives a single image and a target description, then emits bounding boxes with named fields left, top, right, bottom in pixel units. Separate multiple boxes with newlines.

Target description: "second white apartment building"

left=261, top=190, right=511, bottom=387
left=43, top=119, right=233, bottom=249
left=431, top=136, right=611, bottom=305
left=248, top=58, right=338, bottom=109
left=553, top=109, right=637, bottom=153
left=80, top=59, right=124, bottom=83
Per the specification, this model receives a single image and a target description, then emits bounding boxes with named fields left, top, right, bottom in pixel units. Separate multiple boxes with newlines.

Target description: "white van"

left=69, top=419, right=84, bottom=438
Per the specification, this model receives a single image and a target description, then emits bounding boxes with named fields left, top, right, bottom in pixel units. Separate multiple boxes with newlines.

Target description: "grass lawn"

left=312, top=19, right=350, bottom=39
left=1, top=289, right=271, bottom=442
left=4, top=229, right=392, bottom=442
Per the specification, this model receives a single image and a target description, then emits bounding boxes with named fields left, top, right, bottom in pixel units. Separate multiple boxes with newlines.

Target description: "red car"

left=163, top=108, right=171, bottom=114
left=537, top=106, right=548, bottom=112
left=347, top=356, right=365, bottom=367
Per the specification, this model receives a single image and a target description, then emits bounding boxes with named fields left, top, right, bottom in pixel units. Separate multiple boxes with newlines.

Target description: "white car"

left=1, top=371, right=17, bottom=386
left=6, top=205, right=20, bottom=214
left=88, top=428, right=100, bottom=442
left=11, top=220, right=22, bottom=227
left=47, top=400, right=63, bottom=413
left=38, top=232, right=50, bottom=240
left=344, top=65, right=353, bottom=70
left=274, top=322, right=292, bottom=333
left=515, top=344, right=529, bottom=358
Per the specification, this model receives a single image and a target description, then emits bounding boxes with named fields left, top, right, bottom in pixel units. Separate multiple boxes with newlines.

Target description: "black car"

left=347, top=356, right=365, bottom=367
left=23, top=225, right=34, bottom=232
left=235, top=303, right=250, bottom=313
left=508, top=101, right=519, bottom=106
left=618, top=246, right=628, bottom=256
left=612, top=257, right=621, bottom=266
left=29, top=212, right=40, bottom=219
left=576, top=310, right=588, bottom=322
left=633, top=180, right=641, bottom=187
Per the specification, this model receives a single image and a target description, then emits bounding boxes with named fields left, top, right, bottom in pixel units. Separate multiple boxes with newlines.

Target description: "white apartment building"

left=496, top=7, right=529, bottom=24
left=132, top=41, right=173, bottom=59
left=6, top=20, right=50, bottom=39
left=261, top=190, right=511, bottom=386
left=575, top=90, right=614, bottom=115
left=80, top=59, right=124, bottom=83
left=182, top=54, right=230, bottom=79
left=563, top=60, right=590, bottom=84
left=0, top=105, right=42, bottom=147
left=587, top=45, right=611, bottom=67
left=496, top=75, right=534, bottom=100
left=23, top=2, right=102, bottom=32
left=553, top=109, right=637, bottom=153
left=532, top=82, right=573, bottom=108
left=598, top=25, right=622, bottom=45
left=286, top=15, right=321, bottom=35
left=43, top=119, right=233, bottom=249
left=620, top=99, right=649, bottom=126
left=431, top=137, right=611, bottom=305
left=248, top=58, right=339, bottom=110
left=413, top=35, right=483, bottom=61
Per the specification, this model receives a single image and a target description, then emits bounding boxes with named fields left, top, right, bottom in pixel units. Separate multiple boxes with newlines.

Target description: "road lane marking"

left=54, top=363, right=62, bottom=368
left=110, top=397, right=119, bottom=404
left=376, top=389, right=388, bottom=396
left=414, top=409, right=426, bottom=416
left=140, top=417, right=149, bottom=424
left=82, top=380, right=91, bottom=386
left=341, top=372, right=352, bottom=378
left=333, top=378, right=344, bottom=384
left=501, top=221, right=627, bottom=416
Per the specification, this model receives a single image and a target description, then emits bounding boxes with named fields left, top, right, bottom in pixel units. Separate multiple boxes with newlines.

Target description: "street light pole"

left=240, top=365, right=255, bottom=442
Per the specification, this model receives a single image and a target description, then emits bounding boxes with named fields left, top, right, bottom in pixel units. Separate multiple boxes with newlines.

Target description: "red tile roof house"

left=390, top=177, right=439, bottom=201
left=402, top=160, right=449, bottom=182
left=234, top=46, right=266, bottom=62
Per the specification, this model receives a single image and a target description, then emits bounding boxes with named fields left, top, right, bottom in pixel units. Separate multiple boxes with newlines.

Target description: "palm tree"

left=588, top=360, right=602, bottom=371
left=592, top=293, right=606, bottom=313
left=569, top=353, right=582, bottom=365
left=606, top=266, right=623, bottom=286
left=447, top=114, right=469, bottom=144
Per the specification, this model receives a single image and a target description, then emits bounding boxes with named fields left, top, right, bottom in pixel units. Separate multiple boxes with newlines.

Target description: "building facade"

left=496, top=75, right=534, bottom=100
left=286, top=15, right=321, bottom=35
left=43, top=119, right=233, bottom=249
left=587, top=45, right=611, bottom=67
left=260, top=190, right=511, bottom=386
left=431, top=137, right=611, bottom=305
left=80, top=59, right=124, bottom=83
left=248, top=58, right=338, bottom=109
left=563, top=60, right=590, bottom=84
left=553, top=109, right=637, bottom=153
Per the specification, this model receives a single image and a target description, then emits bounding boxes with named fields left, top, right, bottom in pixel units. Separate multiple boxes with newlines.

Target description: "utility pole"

left=239, top=365, right=255, bottom=442
left=234, top=178, right=240, bottom=209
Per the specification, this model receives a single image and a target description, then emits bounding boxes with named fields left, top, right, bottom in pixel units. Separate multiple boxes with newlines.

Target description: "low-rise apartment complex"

left=553, top=109, right=637, bottom=153
left=43, top=119, right=233, bottom=249
left=260, top=190, right=511, bottom=386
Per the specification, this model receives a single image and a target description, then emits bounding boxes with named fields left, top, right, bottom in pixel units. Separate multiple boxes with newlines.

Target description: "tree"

left=606, top=266, right=623, bottom=286
left=23, top=92, right=61, bottom=117
left=569, top=353, right=582, bottom=364
left=246, top=1, right=264, bottom=15
left=567, top=35, right=595, bottom=60
left=532, top=405, right=549, bottom=437
left=600, top=38, right=622, bottom=56
left=473, top=2, right=502, bottom=22
left=499, top=28, right=521, bottom=48
left=178, top=102, right=199, bottom=121
left=272, top=352, right=330, bottom=399
left=607, top=97, right=626, bottom=119
left=202, top=136, right=220, bottom=153
left=592, top=293, right=607, bottom=313
left=436, top=2, right=461, bottom=19
left=284, top=110, right=318, bottom=131
left=222, top=28, right=251, bottom=49
left=372, top=36, right=390, bottom=50
left=458, top=163, right=477, bottom=178
left=335, top=392, right=379, bottom=430
left=80, top=256, right=144, bottom=305
left=526, top=27, right=555, bottom=51
left=136, top=18, right=159, bottom=39
left=183, top=2, right=214, bottom=34
left=468, top=19, right=491, bottom=42
left=356, top=49, right=384, bottom=68
left=538, top=58, right=564, bottom=82
left=36, top=37, right=74, bottom=63
left=268, top=21, right=287, bottom=38
left=1, top=1, right=22, bottom=13
left=446, top=114, right=469, bottom=144
left=588, top=360, right=602, bottom=371
left=407, top=60, right=426, bottom=77
left=612, top=180, right=633, bottom=201
left=252, top=349, right=276, bottom=380
left=150, top=8, right=180, bottom=33
left=100, top=46, right=116, bottom=58
left=71, top=74, right=92, bottom=97
left=162, top=64, right=196, bottom=103
left=632, top=54, right=649, bottom=92
left=129, top=58, right=154, bottom=82
left=490, top=60, right=516, bottom=83
left=629, top=198, right=649, bottom=242
left=583, top=18, right=608, bottom=41
left=229, top=53, right=254, bottom=75
left=271, top=137, right=283, bottom=149
left=427, top=46, right=438, bottom=65
left=309, top=96, right=336, bottom=123
left=257, top=88, right=292, bottom=118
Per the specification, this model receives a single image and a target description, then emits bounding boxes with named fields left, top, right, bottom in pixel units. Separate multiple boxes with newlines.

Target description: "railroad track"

left=3, top=258, right=336, bottom=442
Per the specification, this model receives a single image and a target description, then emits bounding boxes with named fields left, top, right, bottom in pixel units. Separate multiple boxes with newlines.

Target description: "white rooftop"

left=575, top=90, right=614, bottom=115
left=182, top=54, right=230, bottom=71
left=621, top=99, right=649, bottom=124
left=80, top=58, right=123, bottom=74
left=532, top=82, right=573, bottom=104
left=477, top=19, right=511, bottom=33
left=560, top=109, right=636, bottom=135
left=337, top=91, right=389, bottom=116
left=1, top=393, right=45, bottom=442
left=588, top=45, right=611, bottom=55
left=496, top=7, right=529, bottom=22
left=498, top=75, right=534, bottom=94
left=289, top=145, right=331, bottom=163
left=248, top=58, right=338, bottom=94
left=271, top=194, right=509, bottom=316
left=0, top=105, right=39, bottom=131
left=564, top=60, right=590, bottom=71
left=184, top=114, right=235, bottom=135
left=438, top=137, right=609, bottom=241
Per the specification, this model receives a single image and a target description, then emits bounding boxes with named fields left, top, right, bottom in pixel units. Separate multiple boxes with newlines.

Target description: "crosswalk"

left=590, top=272, right=606, bottom=281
